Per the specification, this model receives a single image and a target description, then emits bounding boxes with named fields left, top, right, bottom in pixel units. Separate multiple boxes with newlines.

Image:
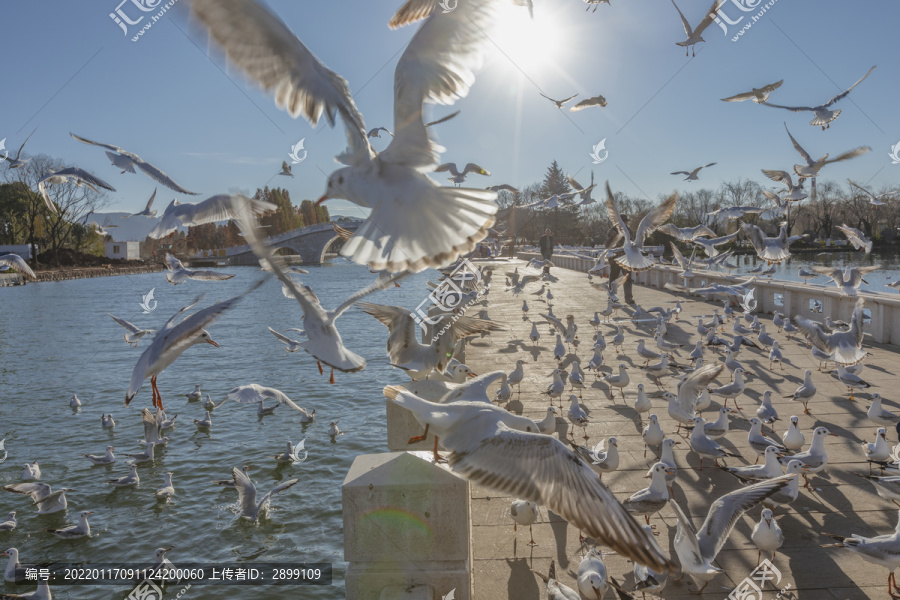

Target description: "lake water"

left=0, top=260, right=439, bottom=599
left=723, top=248, right=900, bottom=293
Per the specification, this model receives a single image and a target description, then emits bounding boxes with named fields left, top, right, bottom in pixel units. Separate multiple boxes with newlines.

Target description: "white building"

left=106, top=241, right=141, bottom=260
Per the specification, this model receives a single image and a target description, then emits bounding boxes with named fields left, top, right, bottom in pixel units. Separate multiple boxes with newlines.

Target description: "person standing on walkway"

left=604, top=221, right=634, bottom=305
left=539, top=229, right=554, bottom=261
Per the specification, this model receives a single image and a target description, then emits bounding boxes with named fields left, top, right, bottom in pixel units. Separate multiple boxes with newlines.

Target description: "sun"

left=489, top=5, right=566, bottom=74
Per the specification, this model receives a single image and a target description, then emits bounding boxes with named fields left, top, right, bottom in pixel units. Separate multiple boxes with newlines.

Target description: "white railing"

left=517, top=252, right=900, bottom=346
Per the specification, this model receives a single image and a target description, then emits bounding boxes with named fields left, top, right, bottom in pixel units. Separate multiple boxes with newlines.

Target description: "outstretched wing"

left=449, top=423, right=673, bottom=573
left=670, top=0, right=692, bottom=36
left=192, top=0, right=372, bottom=166
left=634, top=193, right=678, bottom=244
left=692, top=0, right=726, bottom=36
left=676, top=363, right=722, bottom=414
left=696, top=476, right=792, bottom=560
left=784, top=123, right=813, bottom=165
left=824, top=65, right=875, bottom=107
left=604, top=183, right=630, bottom=244
left=380, top=1, right=504, bottom=169
left=0, top=254, right=36, bottom=279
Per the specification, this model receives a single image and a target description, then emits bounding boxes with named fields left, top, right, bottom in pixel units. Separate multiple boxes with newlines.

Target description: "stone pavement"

left=463, top=259, right=896, bottom=600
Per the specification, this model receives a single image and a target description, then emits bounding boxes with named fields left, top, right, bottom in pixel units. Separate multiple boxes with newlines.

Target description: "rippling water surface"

left=0, top=260, right=438, bottom=599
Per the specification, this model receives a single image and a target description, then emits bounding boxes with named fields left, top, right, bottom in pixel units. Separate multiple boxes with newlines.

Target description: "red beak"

left=315, top=195, right=328, bottom=206
left=207, top=339, right=220, bottom=348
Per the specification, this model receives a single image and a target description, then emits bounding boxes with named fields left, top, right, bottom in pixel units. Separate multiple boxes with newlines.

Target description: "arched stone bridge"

left=226, top=220, right=362, bottom=266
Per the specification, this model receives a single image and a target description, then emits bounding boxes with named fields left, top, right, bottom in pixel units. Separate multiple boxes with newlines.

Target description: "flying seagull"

left=741, top=222, right=807, bottom=264
left=670, top=0, right=724, bottom=57
left=435, top=162, right=491, bottom=185
left=784, top=123, right=870, bottom=180
left=37, top=167, right=116, bottom=214
left=607, top=184, right=677, bottom=271
left=848, top=179, right=897, bottom=210
left=383, top=385, right=674, bottom=573
left=760, top=66, right=876, bottom=129
left=0, top=254, right=36, bottom=280
left=70, top=133, right=199, bottom=194
left=123, top=188, right=158, bottom=218
left=671, top=162, right=716, bottom=181
left=1, top=128, right=36, bottom=169
left=125, top=279, right=265, bottom=409
left=366, top=127, right=393, bottom=138
left=278, top=161, right=294, bottom=177
left=567, top=172, right=596, bottom=206
left=148, top=193, right=276, bottom=238
left=233, top=196, right=407, bottom=382
left=192, top=0, right=500, bottom=273
left=164, top=253, right=235, bottom=285
left=762, top=169, right=809, bottom=201
left=837, top=224, right=873, bottom=254
left=570, top=94, right=608, bottom=111
left=540, top=92, right=578, bottom=109
left=721, top=80, right=784, bottom=103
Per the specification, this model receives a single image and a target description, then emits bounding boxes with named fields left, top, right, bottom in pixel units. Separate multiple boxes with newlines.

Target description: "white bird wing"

left=740, top=223, right=767, bottom=254
left=784, top=124, right=813, bottom=165
left=142, top=408, right=162, bottom=444
left=36, top=179, right=57, bottom=213
left=849, top=297, right=866, bottom=350
left=108, top=313, right=146, bottom=335
left=762, top=169, right=795, bottom=189
left=268, top=327, right=299, bottom=346
left=823, top=146, right=871, bottom=166
left=670, top=242, right=688, bottom=269
left=692, top=0, right=726, bottom=37
left=70, top=133, right=198, bottom=194
left=462, top=162, right=490, bottom=176
left=192, top=0, right=371, bottom=165
left=380, top=2, right=502, bottom=169
left=185, top=270, right=236, bottom=281
left=848, top=179, right=876, bottom=201
left=677, top=363, right=723, bottom=414
left=604, top=183, right=631, bottom=245
left=542, top=313, right=567, bottom=334
left=668, top=498, right=703, bottom=568
left=760, top=101, right=816, bottom=113
left=126, top=281, right=264, bottom=404
left=696, top=476, right=792, bottom=561
left=52, top=167, right=118, bottom=192
left=449, top=422, right=672, bottom=572
left=824, top=65, right=875, bottom=107
left=670, top=0, right=693, bottom=36
left=145, top=188, right=157, bottom=211
left=0, top=254, right=36, bottom=279
left=793, top=316, right=832, bottom=353
left=435, top=163, right=460, bottom=175
left=634, top=193, right=678, bottom=245
left=811, top=266, right=843, bottom=285
left=256, top=478, right=300, bottom=513
left=3, top=482, right=51, bottom=502
left=356, top=302, right=422, bottom=363
left=164, top=253, right=184, bottom=271
left=232, top=467, right=258, bottom=515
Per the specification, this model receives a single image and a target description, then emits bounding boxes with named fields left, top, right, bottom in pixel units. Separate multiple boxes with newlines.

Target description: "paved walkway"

left=464, top=259, right=895, bottom=600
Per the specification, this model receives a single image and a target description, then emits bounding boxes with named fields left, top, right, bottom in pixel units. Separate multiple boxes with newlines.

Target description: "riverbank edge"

left=0, top=264, right=164, bottom=286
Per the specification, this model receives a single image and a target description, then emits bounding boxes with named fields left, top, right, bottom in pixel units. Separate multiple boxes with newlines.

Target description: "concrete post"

left=343, top=451, right=472, bottom=600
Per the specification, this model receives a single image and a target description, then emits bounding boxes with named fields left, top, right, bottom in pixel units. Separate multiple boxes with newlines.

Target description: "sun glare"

left=490, top=5, right=565, bottom=74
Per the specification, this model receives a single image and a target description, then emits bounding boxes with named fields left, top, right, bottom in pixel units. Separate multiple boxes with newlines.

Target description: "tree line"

left=496, top=160, right=900, bottom=248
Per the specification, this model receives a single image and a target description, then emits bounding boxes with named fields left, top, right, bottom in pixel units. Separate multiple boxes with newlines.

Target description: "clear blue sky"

left=1, top=0, right=898, bottom=217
